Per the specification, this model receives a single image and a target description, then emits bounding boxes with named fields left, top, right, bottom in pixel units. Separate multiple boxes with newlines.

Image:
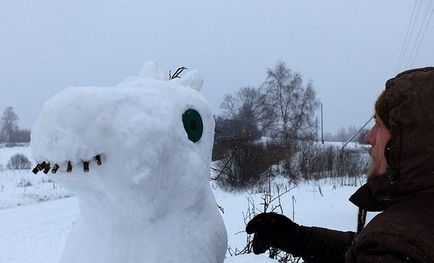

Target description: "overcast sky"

left=1, top=0, right=433, bottom=134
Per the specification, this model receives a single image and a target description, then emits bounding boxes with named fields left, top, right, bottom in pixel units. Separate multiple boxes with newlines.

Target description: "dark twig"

left=210, top=149, right=237, bottom=181
left=230, top=184, right=298, bottom=262
left=169, top=67, right=187, bottom=80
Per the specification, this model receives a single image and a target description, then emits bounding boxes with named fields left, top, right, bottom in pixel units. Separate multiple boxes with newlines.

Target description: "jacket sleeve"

left=293, top=226, right=355, bottom=263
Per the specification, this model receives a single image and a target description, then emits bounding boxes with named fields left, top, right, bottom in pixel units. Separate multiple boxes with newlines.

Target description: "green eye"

left=182, top=109, right=203, bottom=143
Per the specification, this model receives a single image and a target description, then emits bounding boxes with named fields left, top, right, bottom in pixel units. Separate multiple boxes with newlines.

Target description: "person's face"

left=365, top=115, right=392, bottom=177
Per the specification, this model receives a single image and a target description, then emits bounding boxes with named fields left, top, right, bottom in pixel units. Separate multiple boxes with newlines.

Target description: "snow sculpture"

left=31, top=61, right=228, bottom=263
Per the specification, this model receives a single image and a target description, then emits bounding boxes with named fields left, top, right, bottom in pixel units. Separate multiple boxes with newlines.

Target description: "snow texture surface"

left=30, top=61, right=227, bottom=263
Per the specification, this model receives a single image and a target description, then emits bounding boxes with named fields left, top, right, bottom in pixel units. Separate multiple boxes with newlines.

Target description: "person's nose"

left=365, top=126, right=376, bottom=145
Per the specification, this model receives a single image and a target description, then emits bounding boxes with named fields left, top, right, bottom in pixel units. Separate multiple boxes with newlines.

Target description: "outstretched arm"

left=246, top=213, right=355, bottom=263
left=297, top=226, right=354, bottom=263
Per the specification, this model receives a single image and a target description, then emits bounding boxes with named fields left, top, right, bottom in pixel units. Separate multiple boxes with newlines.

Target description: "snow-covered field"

left=0, top=145, right=373, bottom=263
left=0, top=145, right=71, bottom=209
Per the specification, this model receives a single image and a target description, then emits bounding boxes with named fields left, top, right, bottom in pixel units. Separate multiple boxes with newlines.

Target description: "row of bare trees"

left=212, top=62, right=369, bottom=191
left=218, top=61, right=318, bottom=145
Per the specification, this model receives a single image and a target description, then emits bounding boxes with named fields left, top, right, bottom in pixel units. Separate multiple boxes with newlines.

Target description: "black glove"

left=246, top=212, right=304, bottom=255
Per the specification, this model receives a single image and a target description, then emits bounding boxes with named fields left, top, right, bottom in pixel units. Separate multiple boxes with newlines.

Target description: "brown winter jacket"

left=297, top=67, right=434, bottom=263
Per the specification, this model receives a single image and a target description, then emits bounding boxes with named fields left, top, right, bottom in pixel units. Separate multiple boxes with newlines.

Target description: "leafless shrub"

left=333, top=148, right=369, bottom=178
left=228, top=181, right=300, bottom=263
left=214, top=140, right=368, bottom=192
left=282, top=143, right=368, bottom=184
left=214, top=142, right=270, bottom=191
left=17, top=178, right=32, bottom=187
left=213, top=138, right=292, bottom=192
left=7, top=153, right=32, bottom=170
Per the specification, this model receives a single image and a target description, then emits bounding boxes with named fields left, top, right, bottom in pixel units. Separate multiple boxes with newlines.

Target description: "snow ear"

left=175, top=70, right=203, bottom=92
left=138, top=61, right=165, bottom=81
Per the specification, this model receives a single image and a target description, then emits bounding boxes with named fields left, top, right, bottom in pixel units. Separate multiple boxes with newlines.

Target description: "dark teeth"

left=83, top=161, right=89, bottom=172
left=43, top=162, right=51, bottom=174
left=67, top=161, right=72, bottom=172
left=32, top=165, right=40, bottom=175
left=95, top=155, right=102, bottom=165
left=39, top=162, right=47, bottom=171
left=33, top=155, right=104, bottom=175
left=51, top=164, right=59, bottom=174
left=32, top=162, right=47, bottom=175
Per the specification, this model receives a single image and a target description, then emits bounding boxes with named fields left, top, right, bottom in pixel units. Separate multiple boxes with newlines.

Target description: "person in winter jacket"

left=246, top=67, right=434, bottom=263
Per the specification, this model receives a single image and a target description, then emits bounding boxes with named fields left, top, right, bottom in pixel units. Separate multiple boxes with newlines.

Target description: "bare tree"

left=262, top=61, right=319, bottom=146
left=0, top=106, right=19, bottom=143
left=220, top=94, right=239, bottom=120
left=220, top=86, right=273, bottom=140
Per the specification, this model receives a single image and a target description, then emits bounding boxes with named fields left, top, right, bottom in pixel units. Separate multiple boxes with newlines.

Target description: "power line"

left=395, top=0, right=419, bottom=73
left=407, top=0, right=433, bottom=67
left=396, top=0, right=426, bottom=73
left=409, top=3, right=434, bottom=67
left=407, top=0, right=425, bottom=59
left=401, top=0, right=424, bottom=70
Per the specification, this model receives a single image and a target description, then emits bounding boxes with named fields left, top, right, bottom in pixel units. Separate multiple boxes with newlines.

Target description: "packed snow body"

left=30, top=61, right=227, bottom=263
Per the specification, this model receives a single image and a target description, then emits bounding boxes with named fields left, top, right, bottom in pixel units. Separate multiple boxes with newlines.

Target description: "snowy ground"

left=0, top=144, right=71, bottom=209
left=0, top=197, right=77, bottom=263
left=0, top=146, right=373, bottom=263
left=216, top=177, right=377, bottom=262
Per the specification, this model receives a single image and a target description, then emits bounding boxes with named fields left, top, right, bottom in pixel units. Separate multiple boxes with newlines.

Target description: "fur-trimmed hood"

left=352, top=67, right=434, bottom=211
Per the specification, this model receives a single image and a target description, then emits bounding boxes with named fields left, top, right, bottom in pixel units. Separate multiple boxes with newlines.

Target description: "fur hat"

left=375, top=90, right=390, bottom=129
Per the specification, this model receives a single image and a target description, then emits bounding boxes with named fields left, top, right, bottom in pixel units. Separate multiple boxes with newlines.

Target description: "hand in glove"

left=246, top=212, right=304, bottom=255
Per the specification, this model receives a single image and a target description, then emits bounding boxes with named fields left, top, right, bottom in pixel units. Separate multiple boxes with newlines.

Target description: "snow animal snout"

left=32, top=155, right=103, bottom=174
